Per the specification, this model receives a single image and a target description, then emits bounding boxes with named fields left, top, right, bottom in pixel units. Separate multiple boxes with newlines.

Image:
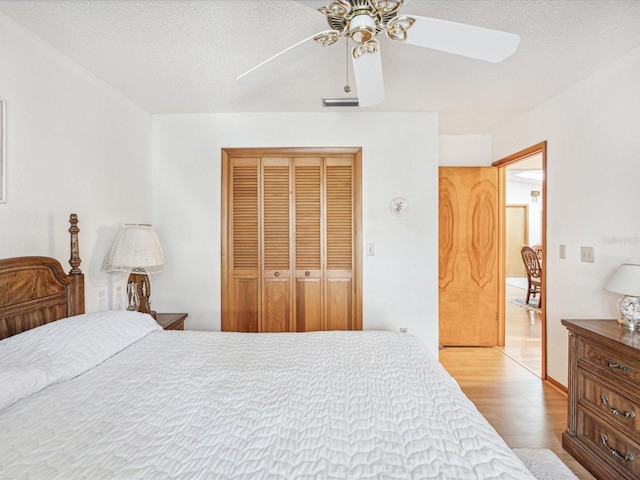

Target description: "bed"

left=0, top=215, right=536, bottom=479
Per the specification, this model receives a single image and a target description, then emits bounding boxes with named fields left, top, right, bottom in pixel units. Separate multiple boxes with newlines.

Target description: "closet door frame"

left=221, top=147, right=363, bottom=332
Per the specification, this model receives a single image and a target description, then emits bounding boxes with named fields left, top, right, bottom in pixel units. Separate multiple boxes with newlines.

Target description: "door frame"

left=493, top=141, right=547, bottom=379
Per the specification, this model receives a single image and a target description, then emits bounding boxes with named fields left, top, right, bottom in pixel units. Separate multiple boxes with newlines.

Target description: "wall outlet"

left=559, top=244, right=566, bottom=259
left=580, top=246, right=595, bottom=263
left=399, top=327, right=408, bottom=333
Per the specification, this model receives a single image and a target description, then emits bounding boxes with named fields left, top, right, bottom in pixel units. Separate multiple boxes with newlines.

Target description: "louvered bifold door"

left=228, top=157, right=260, bottom=332
left=223, top=147, right=361, bottom=333
left=261, top=158, right=292, bottom=332
left=324, top=158, right=354, bottom=330
left=293, top=158, right=323, bottom=331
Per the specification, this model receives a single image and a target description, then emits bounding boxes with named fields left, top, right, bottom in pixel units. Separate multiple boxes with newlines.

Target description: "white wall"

left=493, top=46, right=640, bottom=386
left=439, top=134, right=492, bottom=166
left=151, top=112, right=441, bottom=353
left=0, top=13, right=152, bottom=312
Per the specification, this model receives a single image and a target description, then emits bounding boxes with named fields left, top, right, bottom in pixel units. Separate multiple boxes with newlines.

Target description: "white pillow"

left=0, top=311, right=161, bottom=410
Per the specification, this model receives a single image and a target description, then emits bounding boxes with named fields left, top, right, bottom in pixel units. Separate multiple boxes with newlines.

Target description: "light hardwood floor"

left=501, top=283, right=542, bottom=376
left=440, top=347, right=596, bottom=479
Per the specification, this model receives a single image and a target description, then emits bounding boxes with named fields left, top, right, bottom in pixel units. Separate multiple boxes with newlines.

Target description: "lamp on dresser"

left=603, top=263, right=640, bottom=329
left=102, top=224, right=164, bottom=319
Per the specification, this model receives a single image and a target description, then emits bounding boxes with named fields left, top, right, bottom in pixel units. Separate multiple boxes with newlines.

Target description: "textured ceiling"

left=1, top=0, right=640, bottom=134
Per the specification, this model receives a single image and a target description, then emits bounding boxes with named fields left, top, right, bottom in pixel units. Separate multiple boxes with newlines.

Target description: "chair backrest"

left=521, top=246, right=541, bottom=279
left=531, top=244, right=543, bottom=259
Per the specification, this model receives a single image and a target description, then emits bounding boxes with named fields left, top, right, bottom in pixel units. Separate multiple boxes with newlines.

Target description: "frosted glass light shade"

left=102, top=224, right=164, bottom=274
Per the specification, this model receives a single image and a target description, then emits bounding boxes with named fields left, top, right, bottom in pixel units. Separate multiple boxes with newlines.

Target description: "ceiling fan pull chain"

left=344, top=38, right=351, bottom=93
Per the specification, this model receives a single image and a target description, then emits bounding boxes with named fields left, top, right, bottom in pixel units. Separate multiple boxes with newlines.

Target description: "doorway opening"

left=493, top=142, right=546, bottom=378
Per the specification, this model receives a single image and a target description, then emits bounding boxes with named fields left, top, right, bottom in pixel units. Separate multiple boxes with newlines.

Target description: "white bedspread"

left=0, top=327, right=535, bottom=479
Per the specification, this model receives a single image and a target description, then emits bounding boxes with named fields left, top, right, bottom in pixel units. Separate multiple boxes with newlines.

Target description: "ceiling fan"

left=237, top=0, right=520, bottom=107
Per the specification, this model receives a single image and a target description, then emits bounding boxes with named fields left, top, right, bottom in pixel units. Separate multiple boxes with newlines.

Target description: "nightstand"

left=156, top=313, right=188, bottom=331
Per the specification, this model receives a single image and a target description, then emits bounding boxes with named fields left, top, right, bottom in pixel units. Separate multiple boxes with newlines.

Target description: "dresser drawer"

left=580, top=371, right=640, bottom=441
left=579, top=337, right=640, bottom=388
left=578, top=407, right=640, bottom=479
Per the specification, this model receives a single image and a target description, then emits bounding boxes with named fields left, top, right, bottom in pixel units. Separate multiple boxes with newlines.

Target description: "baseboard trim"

left=545, top=375, right=567, bottom=395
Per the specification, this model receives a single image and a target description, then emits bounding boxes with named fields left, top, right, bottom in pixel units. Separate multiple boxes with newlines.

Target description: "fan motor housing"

left=350, top=14, right=376, bottom=43
left=324, top=1, right=398, bottom=40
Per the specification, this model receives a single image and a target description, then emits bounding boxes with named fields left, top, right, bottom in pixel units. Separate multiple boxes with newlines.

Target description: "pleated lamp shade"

left=102, top=224, right=164, bottom=274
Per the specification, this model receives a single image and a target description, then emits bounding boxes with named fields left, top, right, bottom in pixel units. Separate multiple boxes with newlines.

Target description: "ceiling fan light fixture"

left=320, top=0, right=351, bottom=19
left=353, top=39, right=379, bottom=58
left=314, top=30, right=342, bottom=47
left=371, top=0, right=404, bottom=15
left=322, top=97, right=359, bottom=107
left=386, top=16, right=415, bottom=41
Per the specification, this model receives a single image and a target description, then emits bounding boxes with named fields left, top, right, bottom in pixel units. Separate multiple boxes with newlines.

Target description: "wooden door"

left=224, top=157, right=260, bottom=332
left=439, top=167, right=499, bottom=346
left=506, top=205, right=528, bottom=278
left=261, top=158, right=292, bottom=332
left=324, top=158, right=355, bottom=330
left=293, top=158, right=323, bottom=331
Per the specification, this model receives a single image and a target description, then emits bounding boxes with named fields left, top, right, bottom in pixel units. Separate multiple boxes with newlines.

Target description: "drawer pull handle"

left=274, top=272, right=280, bottom=277
left=601, top=394, right=635, bottom=418
left=605, top=359, right=631, bottom=375
left=601, top=434, right=634, bottom=462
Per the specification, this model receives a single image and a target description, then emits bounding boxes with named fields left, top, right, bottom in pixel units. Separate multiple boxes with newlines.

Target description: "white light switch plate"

left=559, top=244, right=566, bottom=259
left=580, top=246, right=594, bottom=263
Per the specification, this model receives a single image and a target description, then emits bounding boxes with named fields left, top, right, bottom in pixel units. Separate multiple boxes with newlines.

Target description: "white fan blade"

left=404, top=15, right=520, bottom=63
left=352, top=50, right=384, bottom=107
left=237, top=32, right=330, bottom=83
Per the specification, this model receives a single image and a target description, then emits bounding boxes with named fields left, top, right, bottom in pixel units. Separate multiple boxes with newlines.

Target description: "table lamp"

left=604, top=263, right=640, bottom=329
left=102, top=224, right=164, bottom=318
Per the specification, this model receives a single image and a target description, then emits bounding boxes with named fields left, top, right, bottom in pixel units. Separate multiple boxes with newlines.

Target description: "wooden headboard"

left=0, top=214, right=85, bottom=340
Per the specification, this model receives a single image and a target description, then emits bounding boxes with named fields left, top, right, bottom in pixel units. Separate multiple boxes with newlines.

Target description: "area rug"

left=508, top=297, right=542, bottom=312
left=513, top=448, right=578, bottom=480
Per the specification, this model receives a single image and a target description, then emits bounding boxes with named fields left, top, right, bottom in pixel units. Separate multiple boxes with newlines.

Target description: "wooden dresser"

left=562, top=319, right=640, bottom=480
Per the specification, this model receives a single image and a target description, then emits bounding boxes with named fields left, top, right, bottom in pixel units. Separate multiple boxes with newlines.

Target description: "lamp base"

left=617, top=317, right=640, bottom=330
left=616, top=295, right=640, bottom=330
left=128, top=273, right=156, bottom=319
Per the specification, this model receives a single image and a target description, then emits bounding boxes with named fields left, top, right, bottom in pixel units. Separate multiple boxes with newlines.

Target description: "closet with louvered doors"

left=221, top=147, right=362, bottom=333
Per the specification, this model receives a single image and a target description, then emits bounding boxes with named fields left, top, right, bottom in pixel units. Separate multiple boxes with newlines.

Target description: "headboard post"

left=68, top=213, right=85, bottom=315
left=68, top=213, right=82, bottom=275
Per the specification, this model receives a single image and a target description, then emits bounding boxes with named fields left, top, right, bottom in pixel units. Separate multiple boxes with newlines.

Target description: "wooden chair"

left=520, top=246, right=542, bottom=308
left=531, top=244, right=543, bottom=261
